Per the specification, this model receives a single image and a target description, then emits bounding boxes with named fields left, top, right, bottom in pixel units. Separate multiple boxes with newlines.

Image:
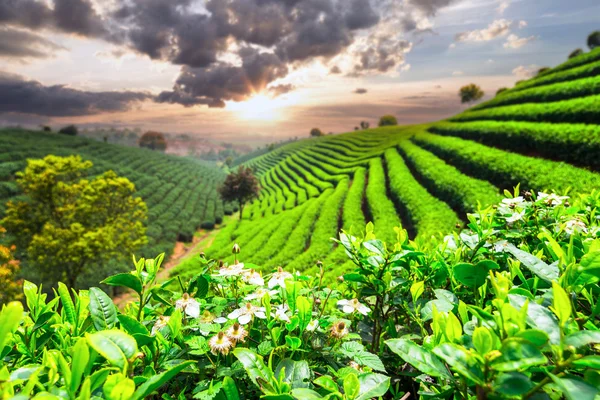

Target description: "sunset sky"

left=1, top=0, right=598, bottom=145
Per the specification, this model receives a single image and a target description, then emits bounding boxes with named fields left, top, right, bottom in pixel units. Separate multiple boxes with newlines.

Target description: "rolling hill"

left=0, top=130, right=229, bottom=262
left=174, top=47, right=600, bottom=278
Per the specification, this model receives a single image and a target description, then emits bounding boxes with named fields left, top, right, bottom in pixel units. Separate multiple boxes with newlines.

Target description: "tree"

left=139, top=131, right=168, bottom=152
left=310, top=128, right=324, bottom=137
left=569, top=48, right=584, bottom=59
left=459, top=84, right=484, bottom=104
left=360, top=121, right=370, bottom=129
left=41, top=125, right=52, bottom=132
left=0, top=226, right=22, bottom=305
left=58, top=125, right=78, bottom=136
left=2, top=155, right=147, bottom=288
left=588, top=31, right=600, bottom=50
left=378, top=115, right=398, bottom=127
left=218, top=166, right=260, bottom=220
left=496, top=87, right=508, bottom=96
left=225, top=156, right=234, bottom=167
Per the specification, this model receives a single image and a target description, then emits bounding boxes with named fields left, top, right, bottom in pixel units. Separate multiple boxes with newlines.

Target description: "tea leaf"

left=89, top=287, right=118, bottom=331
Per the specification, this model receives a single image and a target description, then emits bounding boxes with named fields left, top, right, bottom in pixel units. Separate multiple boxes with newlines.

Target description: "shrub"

left=569, top=48, right=584, bottom=59
left=58, top=124, right=78, bottom=136
left=378, top=115, right=398, bottom=126
left=3, top=192, right=600, bottom=399
left=536, top=66, right=550, bottom=75
left=200, top=220, right=215, bottom=229
left=495, top=87, right=508, bottom=96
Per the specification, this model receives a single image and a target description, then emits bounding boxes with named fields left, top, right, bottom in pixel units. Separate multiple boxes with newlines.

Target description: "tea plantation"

left=0, top=130, right=228, bottom=259
left=178, top=47, right=600, bottom=278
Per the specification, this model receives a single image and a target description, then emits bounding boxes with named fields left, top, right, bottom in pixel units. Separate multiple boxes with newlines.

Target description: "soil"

left=112, top=229, right=217, bottom=307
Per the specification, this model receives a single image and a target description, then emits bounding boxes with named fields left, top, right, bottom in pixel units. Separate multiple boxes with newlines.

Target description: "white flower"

left=564, top=219, right=588, bottom=236
left=175, top=293, right=200, bottom=318
left=218, top=262, right=246, bottom=277
left=227, top=303, right=267, bottom=324
left=245, top=287, right=278, bottom=301
left=538, top=192, right=569, bottom=206
left=501, top=196, right=526, bottom=209
left=199, top=310, right=227, bottom=324
left=337, top=298, right=370, bottom=316
left=208, top=332, right=233, bottom=355
left=506, top=210, right=525, bottom=224
left=274, top=304, right=290, bottom=322
left=268, top=267, right=293, bottom=288
left=242, top=269, right=264, bottom=286
left=330, top=321, right=349, bottom=339
left=443, top=235, right=457, bottom=251
left=151, top=316, right=170, bottom=336
left=492, top=240, right=509, bottom=253
left=226, top=322, right=248, bottom=343
left=306, top=320, right=319, bottom=332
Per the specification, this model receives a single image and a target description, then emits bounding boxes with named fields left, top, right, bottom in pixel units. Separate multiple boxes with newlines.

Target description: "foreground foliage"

left=2, top=190, right=600, bottom=399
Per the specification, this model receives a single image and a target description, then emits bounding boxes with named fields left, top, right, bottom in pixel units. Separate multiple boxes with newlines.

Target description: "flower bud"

left=524, top=191, right=532, bottom=199
left=219, top=260, right=224, bottom=268
left=232, top=243, right=241, bottom=254
left=316, top=260, right=323, bottom=268
left=337, top=275, right=344, bottom=282
left=199, top=252, right=206, bottom=259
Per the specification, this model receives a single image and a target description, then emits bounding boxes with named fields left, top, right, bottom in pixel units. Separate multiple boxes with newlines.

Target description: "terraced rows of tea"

left=0, top=130, right=228, bottom=258
left=188, top=48, right=600, bottom=278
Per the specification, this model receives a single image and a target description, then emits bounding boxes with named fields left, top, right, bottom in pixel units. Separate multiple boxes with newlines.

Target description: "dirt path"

left=113, top=228, right=218, bottom=307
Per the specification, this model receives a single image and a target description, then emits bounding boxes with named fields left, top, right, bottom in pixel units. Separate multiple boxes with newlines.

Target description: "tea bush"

left=3, top=190, right=600, bottom=399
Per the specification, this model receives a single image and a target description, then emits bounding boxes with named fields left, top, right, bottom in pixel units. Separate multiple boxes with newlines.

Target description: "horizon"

left=0, top=0, right=598, bottom=146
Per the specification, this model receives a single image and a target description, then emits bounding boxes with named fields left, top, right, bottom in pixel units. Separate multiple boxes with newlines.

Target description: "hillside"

left=0, top=130, right=228, bottom=262
left=180, top=47, right=600, bottom=278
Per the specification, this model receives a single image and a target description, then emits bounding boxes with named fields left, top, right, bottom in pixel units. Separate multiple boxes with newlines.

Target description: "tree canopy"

left=58, top=125, right=78, bottom=136
left=378, top=115, right=398, bottom=127
left=459, top=84, right=484, bottom=104
left=569, top=48, right=584, bottom=59
left=139, top=131, right=168, bottom=152
left=588, top=31, right=600, bottom=49
left=0, top=226, right=22, bottom=305
left=218, top=166, right=260, bottom=220
left=2, top=155, right=147, bottom=288
left=310, top=128, right=324, bottom=137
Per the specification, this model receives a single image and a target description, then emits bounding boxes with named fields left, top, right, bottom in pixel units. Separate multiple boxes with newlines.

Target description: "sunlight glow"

left=226, top=94, right=291, bottom=122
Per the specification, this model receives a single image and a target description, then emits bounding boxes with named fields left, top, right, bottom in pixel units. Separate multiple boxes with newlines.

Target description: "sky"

left=0, top=0, right=598, bottom=145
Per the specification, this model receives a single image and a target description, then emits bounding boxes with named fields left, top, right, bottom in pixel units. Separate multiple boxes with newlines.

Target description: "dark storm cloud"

left=0, top=27, right=66, bottom=59
left=354, top=88, right=368, bottom=94
left=0, top=72, right=151, bottom=117
left=0, top=0, right=108, bottom=37
left=406, top=0, right=456, bottom=16
left=157, top=47, right=289, bottom=107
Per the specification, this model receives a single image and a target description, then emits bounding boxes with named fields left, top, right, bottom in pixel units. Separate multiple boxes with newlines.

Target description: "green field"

left=4, top=48, right=600, bottom=281
left=171, top=47, right=600, bottom=278
left=0, top=131, right=229, bottom=261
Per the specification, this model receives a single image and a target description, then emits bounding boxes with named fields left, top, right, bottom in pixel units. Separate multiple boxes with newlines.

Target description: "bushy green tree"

left=218, top=166, right=260, bottom=220
left=588, top=31, right=600, bottom=49
left=378, top=115, right=398, bottom=127
left=2, top=155, right=147, bottom=288
left=496, top=87, right=508, bottom=96
left=0, top=227, right=22, bottom=305
left=139, top=131, right=167, bottom=152
left=310, top=128, right=324, bottom=137
left=459, top=83, right=484, bottom=104
left=58, top=125, right=78, bottom=136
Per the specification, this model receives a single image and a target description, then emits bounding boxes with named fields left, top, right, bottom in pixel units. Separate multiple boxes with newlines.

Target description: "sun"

left=226, top=94, right=288, bottom=122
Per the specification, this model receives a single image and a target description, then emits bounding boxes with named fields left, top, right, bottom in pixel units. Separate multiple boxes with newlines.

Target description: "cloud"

left=455, top=19, right=514, bottom=42
left=353, top=88, right=368, bottom=94
left=0, top=0, right=108, bottom=38
left=0, top=72, right=151, bottom=116
left=0, top=0, right=461, bottom=109
left=512, top=64, right=539, bottom=78
left=496, top=1, right=510, bottom=15
left=156, top=47, right=288, bottom=107
left=0, top=27, right=66, bottom=59
left=452, top=70, right=464, bottom=76
left=268, top=84, right=295, bottom=97
left=504, top=34, right=536, bottom=49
